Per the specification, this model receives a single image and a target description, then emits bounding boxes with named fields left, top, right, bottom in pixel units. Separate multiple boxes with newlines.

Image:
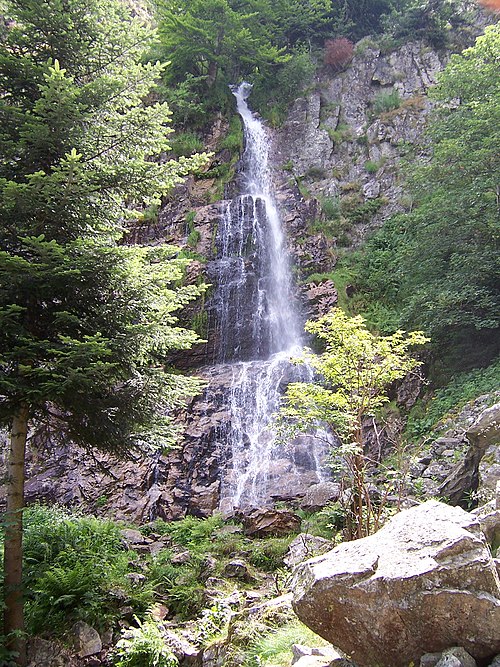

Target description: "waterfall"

left=211, top=82, right=328, bottom=513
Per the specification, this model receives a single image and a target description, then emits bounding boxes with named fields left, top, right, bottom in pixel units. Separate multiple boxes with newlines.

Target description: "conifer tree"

left=0, top=1, right=208, bottom=662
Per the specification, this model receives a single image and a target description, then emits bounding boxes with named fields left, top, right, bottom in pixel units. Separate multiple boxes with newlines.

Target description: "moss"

left=323, top=122, right=352, bottom=144
left=219, top=114, right=243, bottom=153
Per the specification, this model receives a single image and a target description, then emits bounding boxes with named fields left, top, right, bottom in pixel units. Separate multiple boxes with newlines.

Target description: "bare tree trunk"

left=3, top=404, right=29, bottom=667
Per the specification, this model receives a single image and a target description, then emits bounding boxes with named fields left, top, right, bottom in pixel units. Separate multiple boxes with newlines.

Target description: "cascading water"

left=210, top=82, right=328, bottom=512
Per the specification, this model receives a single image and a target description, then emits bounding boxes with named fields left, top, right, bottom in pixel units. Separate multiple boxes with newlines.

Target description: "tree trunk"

left=3, top=404, right=29, bottom=667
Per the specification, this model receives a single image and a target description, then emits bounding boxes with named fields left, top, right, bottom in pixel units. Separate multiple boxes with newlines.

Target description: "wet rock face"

left=3, top=358, right=327, bottom=521
left=292, top=500, right=500, bottom=667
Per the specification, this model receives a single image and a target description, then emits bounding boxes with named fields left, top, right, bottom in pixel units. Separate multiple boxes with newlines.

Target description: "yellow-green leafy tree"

left=282, top=309, right=428, bottom=540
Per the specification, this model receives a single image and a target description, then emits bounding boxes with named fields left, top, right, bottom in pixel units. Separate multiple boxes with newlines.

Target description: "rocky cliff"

left=1, top=33, right=495, bottom=522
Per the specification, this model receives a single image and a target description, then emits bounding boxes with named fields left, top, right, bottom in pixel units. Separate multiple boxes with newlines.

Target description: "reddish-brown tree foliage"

left=323, top=37, right=354, bottom=71
left=478, top=0, right=500, bottom=9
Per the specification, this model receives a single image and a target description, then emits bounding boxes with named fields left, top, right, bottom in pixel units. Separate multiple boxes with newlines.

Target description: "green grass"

left=243, top=619, right=330, bottom=667
left=371, top=89, right=401, bottom=116
left=319, top=196, right=341, bottom=220
left=187, top=229, right=201, bottom=247
left=170, top=131, right=204, bottom=156
left=406, top=357, right=500, bottom=441
left=219, top=115, right=243, bottom=152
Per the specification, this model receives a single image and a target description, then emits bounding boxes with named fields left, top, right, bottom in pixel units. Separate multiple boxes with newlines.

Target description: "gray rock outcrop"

left=292, top=500, right=500, bottom=667
left=72, top=620, right=102, bottom=657
left=438, top=401, right=500, bottom=507
left=27, top=638, right=77, bottom=667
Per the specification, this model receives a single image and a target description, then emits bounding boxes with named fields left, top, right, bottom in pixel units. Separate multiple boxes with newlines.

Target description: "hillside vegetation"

left=0, top=0, right=499, bottom=665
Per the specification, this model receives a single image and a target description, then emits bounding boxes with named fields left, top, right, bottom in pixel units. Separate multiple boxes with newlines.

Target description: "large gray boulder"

left=292, top=500, right=500, bottom=667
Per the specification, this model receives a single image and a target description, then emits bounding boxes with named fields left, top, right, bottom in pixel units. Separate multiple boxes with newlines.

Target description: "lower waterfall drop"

left=212, top=82, right=329, bottom=513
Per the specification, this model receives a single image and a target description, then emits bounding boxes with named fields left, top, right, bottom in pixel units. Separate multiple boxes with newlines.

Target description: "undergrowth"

left=243, top=619, right=330, bottom=667
left=406, top=357, right=500, bottom=441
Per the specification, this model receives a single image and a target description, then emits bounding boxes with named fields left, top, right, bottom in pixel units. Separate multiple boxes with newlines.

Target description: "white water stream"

left=215, top=83, right=328, bottom=512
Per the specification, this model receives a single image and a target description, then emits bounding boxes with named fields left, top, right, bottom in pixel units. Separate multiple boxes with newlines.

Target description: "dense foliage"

left=154, top=0, right=465, bottom=124
left=0, top=0, right=208, bottom=449
left=350, top=23, right=500, bottom=370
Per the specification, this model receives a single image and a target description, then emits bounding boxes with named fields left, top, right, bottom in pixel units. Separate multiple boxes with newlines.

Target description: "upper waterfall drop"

left=208, top=82, right=329, bottom=512
left=217, top=82, right=302, bottom=359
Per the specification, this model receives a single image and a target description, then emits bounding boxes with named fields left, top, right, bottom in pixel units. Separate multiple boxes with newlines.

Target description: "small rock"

left=420, top=653, right=443, bottom=667
left=171, top=550, right=191, bottom=564
left=223, top=559, right=253, bottom=581
left=120, top=528, right=149, bottom=546
left=163, top=629, right=200, bottom=663
left=293, top=657, right=332, bottom=667
left=239, top=507, right=301, bottom=537
left=489, top=656, right=500, bottom=667
left=292, top=644, right=313, bottom=660
left=436, top=648, right=476, bottom=667
left=72, top=621, right=102, bottom=658
left=292, top=643, right=350, bottom=665
left=100, top=628, right=113, bottom=646
left=27, top=638, right=76, bottom=667
left=119, top=606, right=135, bottom=620
left=151, top=604, right=169, bottom=621
left=300, top=483, right=342, bottom=512
left=125, top=572, right=146, bottom=584
left=245, top=590, right=262, bottom=603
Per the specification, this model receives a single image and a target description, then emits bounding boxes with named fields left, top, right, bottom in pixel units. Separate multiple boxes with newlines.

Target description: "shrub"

left=364, top=160, right=379, bottom=174
left=323, top=38, right=354, bottom=71
left=246, top=537, right=293, bottom=572
left=275, top=50, right=315, bottom=102
left=342, top=197, right=384, bottom=224
left=320, top=196, right=341, bottom=220
left=372, top=89, right=401, bottom=116
left=252, top=49, right=315, bottom=126
left=114, top=617, right=178, bottom=667
left=170, top=131, right=204, bottom=157
left=14, top=506, right=154, bottom=634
